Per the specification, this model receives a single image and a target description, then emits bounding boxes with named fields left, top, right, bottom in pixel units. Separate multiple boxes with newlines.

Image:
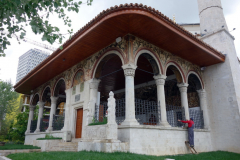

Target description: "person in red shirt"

left=178, top=118, right=194, bottom=148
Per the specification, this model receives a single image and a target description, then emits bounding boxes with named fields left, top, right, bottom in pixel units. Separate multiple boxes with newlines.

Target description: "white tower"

left=197, top=0, right=240, bottom=153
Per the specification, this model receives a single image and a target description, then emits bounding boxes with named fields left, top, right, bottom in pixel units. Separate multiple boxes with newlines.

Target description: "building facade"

left=14, top=0, right=240, bottom=155
left=16, top=48, right=49, bottom=83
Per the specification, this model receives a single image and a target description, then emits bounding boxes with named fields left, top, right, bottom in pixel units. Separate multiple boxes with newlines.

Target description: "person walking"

left=178, top=118, right=194, bottom=148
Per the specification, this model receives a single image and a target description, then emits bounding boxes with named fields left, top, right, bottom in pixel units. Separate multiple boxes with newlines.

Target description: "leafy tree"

left=7, top=105, right=39, bottom=142
left=0, top=81, right=19, bottom=134
left=4, top=94, right=22, bottom=126
left=0, top=0, right=93, bottom=56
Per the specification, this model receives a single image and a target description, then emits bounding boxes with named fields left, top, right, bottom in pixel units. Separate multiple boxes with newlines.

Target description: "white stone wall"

left=202, top=30, right=240, bottom=153
left=24, top=132, right=63, bottom=145
left=118, top=126, right=212, bottom=156
left=197, top=0, right=240, bottom=153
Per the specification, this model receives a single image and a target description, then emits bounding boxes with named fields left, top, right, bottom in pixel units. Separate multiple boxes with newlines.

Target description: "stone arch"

left=164, top=61, right=185, bottom=83
left=30, top=93, right=40, bottom=105
left=186, top=71, right=204, bottom=89
left=92, top=50, right=125, bottom=79
left=71, top=69, right=85, bottom=87
left=53, top=78, right=66, bottom=97
left=134, top=49, right=162, bottom=75
left=40, top=86, right=51, bottom=101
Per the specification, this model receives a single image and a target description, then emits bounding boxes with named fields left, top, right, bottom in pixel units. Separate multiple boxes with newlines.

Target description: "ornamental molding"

left=89, top=79, right=101, bottom=89
left=122, top=63, right=137, bottom=77
left=50, top=96, right=59, bottom=104
left=177, top=83, right=189, bottom=93
left=197, top=89, right=206, bottom=99
left=29, top=105, right=36, bottom=111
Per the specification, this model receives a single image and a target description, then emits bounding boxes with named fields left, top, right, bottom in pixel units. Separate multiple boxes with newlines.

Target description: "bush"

left=36, top=134, right=62, bottom=140
left=89, top=117, right=107, bottom=126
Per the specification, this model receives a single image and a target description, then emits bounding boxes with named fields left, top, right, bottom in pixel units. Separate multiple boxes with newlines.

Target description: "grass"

left=6, top=151, right=240, bottom=160
left=0, top=144, right=40, bottom=150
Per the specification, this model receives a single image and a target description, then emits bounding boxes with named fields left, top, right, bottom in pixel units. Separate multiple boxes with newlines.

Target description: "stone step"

left=49, top=142, right=78, bottom=151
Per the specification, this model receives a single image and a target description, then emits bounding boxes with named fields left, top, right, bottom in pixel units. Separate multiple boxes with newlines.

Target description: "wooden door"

left=75, top=108, right=83, bottom=138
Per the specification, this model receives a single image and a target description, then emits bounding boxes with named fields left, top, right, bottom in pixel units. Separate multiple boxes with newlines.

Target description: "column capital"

left=122, top=63, right=137, bottom=77
left=153, top=74, right=167, bottom=85
left=89, top=78, right=101, bottom=89
left=50, top=96, right=59, bottom=104
left=177, top=83, right=189, bottom=93
left=29, top=105, right=36, bottom=111
left=197, top=89, right=206, bottom=99
left=38, top=101, right=45, bottom=108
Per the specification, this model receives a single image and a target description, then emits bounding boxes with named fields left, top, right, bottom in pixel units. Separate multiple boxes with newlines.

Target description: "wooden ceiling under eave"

left=14, top=7, right=225, bottom=95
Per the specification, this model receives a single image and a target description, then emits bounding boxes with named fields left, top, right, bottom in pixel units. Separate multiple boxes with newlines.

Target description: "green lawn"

left=0, top=144, right=40, bottom=150
left=7, top=151, right=240, bottom=160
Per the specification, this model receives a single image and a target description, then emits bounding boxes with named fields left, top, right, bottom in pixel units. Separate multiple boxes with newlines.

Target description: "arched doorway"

left=187, top=73, right=204, bottom=129
left=52, top=79, right=66, bottom=131
left=165, top=64, right=184, bottom=127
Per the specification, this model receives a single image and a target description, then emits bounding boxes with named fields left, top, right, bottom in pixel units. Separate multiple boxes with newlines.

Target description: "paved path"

left=0, top=156, right=11, bottom=160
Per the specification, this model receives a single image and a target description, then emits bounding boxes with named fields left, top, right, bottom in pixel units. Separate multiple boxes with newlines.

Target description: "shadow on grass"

left=0, top=144, right=40, bottom=150
left=7, top=151, right=240, bottom=160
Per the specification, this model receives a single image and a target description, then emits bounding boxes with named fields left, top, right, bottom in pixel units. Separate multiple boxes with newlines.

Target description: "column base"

left=46, top=127, right=53, bottom=132
left=34, top=129, right=40, bottom=133
left=121, top=119, right=139, bottom=126
left=160, top=121, right=171, bottom=127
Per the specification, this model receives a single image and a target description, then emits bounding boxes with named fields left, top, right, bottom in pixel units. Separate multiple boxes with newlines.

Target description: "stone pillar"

left=46, top=96, right=58, bottom=132
left=197, top=89, right=210, bottom=129
left=106, top=91, right=119, bottom=140
left=177, top=83, right=190, bottom=120
left=34, top=101, right=45, bottom=133
left=61, top=89, right=71, bottom=131
left=25, top=105, right=35, bottom=134
left=121, top=63, right=139, bottom=126
left=87, top=78, right=101, bottom=124
left=153, top=74, right=171, bottom=127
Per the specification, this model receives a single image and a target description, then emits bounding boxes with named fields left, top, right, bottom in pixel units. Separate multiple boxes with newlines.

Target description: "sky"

left=0, top=0, right=239, bottom=85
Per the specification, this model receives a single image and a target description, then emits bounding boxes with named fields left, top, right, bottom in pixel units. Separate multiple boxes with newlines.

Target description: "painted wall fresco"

left=31, top=34, right=203, bottom=102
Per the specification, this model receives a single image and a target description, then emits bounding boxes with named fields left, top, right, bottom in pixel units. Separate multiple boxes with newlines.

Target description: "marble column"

left=197, top=89, right=210, bottom=129
left=177, top=83, right=190, bottom=120
left=34, top=101, right=45, bottom=133
left=153, top=74, right=171, bottom=127
left=61, top=89, right=71, bottom=131
left=87, top=78, right=101, bottom=124
left=121, top=63, right=139, bottom=126
left=46, top=96, right=58, bottom=132
left=25, top=105, right=36, bottom=134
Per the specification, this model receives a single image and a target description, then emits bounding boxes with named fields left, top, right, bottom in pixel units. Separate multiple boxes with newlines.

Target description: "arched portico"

left=26, top=94, right=39, bottom=133
left=35, top=86, right=51, bottom=133
left=89, top=52, right=125, bottom=124
left=187, top=72, right=209, bottom=129
left=47, top=78, right=66, bottom=132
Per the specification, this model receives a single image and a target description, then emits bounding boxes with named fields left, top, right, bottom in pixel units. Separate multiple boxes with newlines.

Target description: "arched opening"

left=134, top=53, right=160, bottom=125
left=30, top=94, right=39, bottom=133
left=187, top=73, right=204, bottom=129
left=165, top=65, right=184, bottom=127
left=94, top=54, right=125, bottom=124
left=53, top=79, right=66, bottom=131
left=41, top=87, right=51, bottom=132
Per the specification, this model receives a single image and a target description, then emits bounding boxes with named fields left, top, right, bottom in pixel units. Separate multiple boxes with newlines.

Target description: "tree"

left=7, top=105, right=39, bottom=142
left=4, top=94, right=22, bottom=127
left=0, top=81, right=19, bottom=133
left=0, top=0, right=93, bottom=56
